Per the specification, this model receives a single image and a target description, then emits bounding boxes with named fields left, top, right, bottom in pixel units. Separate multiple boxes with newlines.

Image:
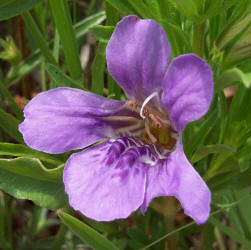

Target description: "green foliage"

left=0, top=109, right=23, bottom=143
left=0, top=0, right=251, bottom=249
left=59, top=212, right=119, bottom=250
left=45, top=63, right=85, bottom=89
left=48, top=0, right=82, bottom=79
left=0, top=0, right=42, bottom=21
left=90, top=25, right=114, bottom=42
left=0, top=158, right=67, bottom=210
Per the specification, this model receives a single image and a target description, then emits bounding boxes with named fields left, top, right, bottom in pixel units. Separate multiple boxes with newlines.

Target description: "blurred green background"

left=0, top=0, right=250, bottom=249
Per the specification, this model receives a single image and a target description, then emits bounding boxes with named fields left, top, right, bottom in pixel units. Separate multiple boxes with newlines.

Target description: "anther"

left=149, top=114, right=162, bottom=128
left=143, top=108, right=149, bottom=117
left=140, top=92, right=158, bottom=119
left=128, top=100, right=137, bottom=110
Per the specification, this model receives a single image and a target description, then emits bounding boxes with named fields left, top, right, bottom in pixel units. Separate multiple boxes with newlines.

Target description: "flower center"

left=128, top=93, right=178, bottom=151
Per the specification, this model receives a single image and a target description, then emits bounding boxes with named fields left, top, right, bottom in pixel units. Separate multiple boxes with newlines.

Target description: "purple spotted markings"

left=19, top=15, right=213, bottom=224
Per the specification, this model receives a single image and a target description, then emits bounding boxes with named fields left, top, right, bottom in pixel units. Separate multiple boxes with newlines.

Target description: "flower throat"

left=128, top=92, right=178, bottom=150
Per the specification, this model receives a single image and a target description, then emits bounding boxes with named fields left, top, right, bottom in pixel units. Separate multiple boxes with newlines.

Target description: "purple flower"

left=19, top=16, right=213, bottom=224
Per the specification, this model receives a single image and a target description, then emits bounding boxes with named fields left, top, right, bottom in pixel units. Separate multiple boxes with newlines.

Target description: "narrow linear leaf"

left=127, top=0, right=152, bottom=18
left=209, top=217, right=251, bottom=249
left=174, top=0, right=198, bottom=22
left=105, top=1, right=119, bottom=26
left=59, top=212, right=119, bottom=250
left=90, top=25, right=114, bottom=42
left=232, top=189, right=251, bottom=239
left=0, top=108, right=23, bottom=143
left=0, top=0, right=42, bottom=21
left=191, top=144, right=236, bottom=163
left=185, top=109, right=218, bottom=157
left=105, top=2, right=121, bottom=98
left=144, top=0, right=161, bottom=20
left=0, top=81, right=23, bottom=120
left=49, top=0, right=82, bottom=79
left=6, top=12, right=106, bottom=88
left=141, top=199, right=245, bottom=250
left=216, top=68, right=251, bottom=92
left=0, top=0, right=15, bottom=8
left=45, top=64, right=85, bottom=90
left=75, top=11, right=106, bottom=39
left=0, top=143, right=63, bottom=165
left=22, top=11, right=57, bottom=65
left=106, top=0, right=137, bottom=16
left=223, top=19, right=251, bottom=60
left=91, top=42, right=106, bottom=95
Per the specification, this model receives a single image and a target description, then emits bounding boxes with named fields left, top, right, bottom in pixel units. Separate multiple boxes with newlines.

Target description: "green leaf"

left=227, top=86, right=251, bottom=125
left=0, top=0, right=42, bottom=21
left=174, top=0, right=198, bottom=21
left=6, top=12, right=106, bottom=88
left=216, top=68, right=251, bottom=92
left=0, top=143, right=63, bottom=165
left=91, top=42, right=107, bottom=95
left=90, top=25, right=114, bottom=42
left=232, top=189, right=251, bottom=240
left=0, top=108, right=23, bottom=143
left=191, top=144, right=236, bottom=163
left=22, top=11, right=57, bottom=65
left=127, top=0, right=153, bottom=18
left=75, top=11, right=106, bottom=39
left=184, top=109, right=218, bottom=157
left=6, top=49, right=41, bottom=87
left=199, top=224, right=215, bottom=250
left=207, top=158, right=251, bottom=190
left=144, top=0, right=161, bottom=20
left=0, top=157, right=63, bottom=182
left=106, top=0, right=136, bottom=16
left=209, top=217, right=251, bottom=249
left=45, top=64, right=85, bottom=90
left=140, top=200, right=246, bottom=250
left=0, top=80, right=23, bottom=120
left=162, top=22, right=192, bottom=56
left=106, top=1, right=119, bottom=26
left=59, top=212, right=119, bottom=250
left=82, top=215, right=117, bottom=234
left=105, top=2, right=121, bottom=98
left=48, top=0, right=82, bottom=79
left=0, top=0, right=15, bottom=8
left=0, top=158, right=67, bottom=210
left=223, top=18, right=251, bottom=62
left=205, top=0, right=241, bottom=21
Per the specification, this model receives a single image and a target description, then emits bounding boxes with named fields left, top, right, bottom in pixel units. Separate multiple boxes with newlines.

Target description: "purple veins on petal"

left=63, top=138, right=149, bottom=221
left=19, top=15, right=214, bottom=224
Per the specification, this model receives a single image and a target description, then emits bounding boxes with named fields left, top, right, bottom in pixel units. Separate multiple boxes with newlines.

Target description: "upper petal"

left=141, top=139, right=211, bottom=224
left=19, top=87, right=130, bottom=154
left=106, top=15, right=171, bottom=101
left=63, top=137, right=150, bottom=221
left=161, top=54, right=213, bottom=131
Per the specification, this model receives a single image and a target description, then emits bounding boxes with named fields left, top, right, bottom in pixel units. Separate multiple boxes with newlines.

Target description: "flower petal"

left=19, top=87, right=131, bottom=154
left=107, top=15, right=171, bottom=101
left=141, top=139, right=211, bottom=224
left=63, top=137, right=150, bottom=221
left=161, top=54, right=213, bottom=131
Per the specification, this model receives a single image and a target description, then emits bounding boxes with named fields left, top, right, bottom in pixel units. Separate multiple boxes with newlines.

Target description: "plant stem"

left=192, top=22, right=205, bottom=57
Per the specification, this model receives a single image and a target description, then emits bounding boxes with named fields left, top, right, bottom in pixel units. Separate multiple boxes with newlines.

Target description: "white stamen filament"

left=140, top=92, right=159, bottom=119
left=145, top=122, right=157, bottom=143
